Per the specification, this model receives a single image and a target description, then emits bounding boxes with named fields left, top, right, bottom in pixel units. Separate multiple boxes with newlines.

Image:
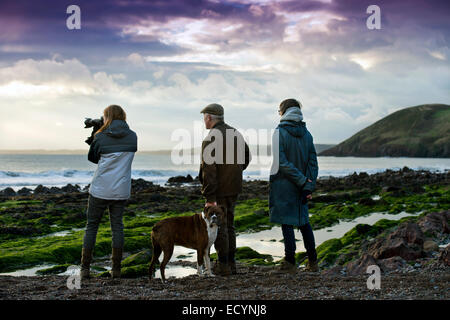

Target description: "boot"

left=229, top=260, right=237, bottom=275
left=304, top=260, right=319, bottom=272
left=271, top=258, right=297, bottom=274
left=111, top=247, right=123, bottom=279
left=80, top=247, right=93, bottom=280
left=213, top=260, right=232, bottom=276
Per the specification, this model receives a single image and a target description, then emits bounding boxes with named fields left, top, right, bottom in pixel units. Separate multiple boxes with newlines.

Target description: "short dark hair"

left=279, top=98, right=302, bottom=114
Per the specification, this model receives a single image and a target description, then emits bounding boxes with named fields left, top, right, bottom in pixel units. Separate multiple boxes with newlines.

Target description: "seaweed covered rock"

left=122, top=249, right=152, bottom=268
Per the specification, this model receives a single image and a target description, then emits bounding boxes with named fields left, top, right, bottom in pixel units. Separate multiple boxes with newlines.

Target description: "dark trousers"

left=215, top=195, right=238, bottom=264
left=83, top=195, right=126, bottom=250
left=282, top=223, right=317, bottom=264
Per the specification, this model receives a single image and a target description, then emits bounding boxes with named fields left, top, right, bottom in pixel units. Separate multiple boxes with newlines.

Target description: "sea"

left=0, top=153, right=449, bottom=191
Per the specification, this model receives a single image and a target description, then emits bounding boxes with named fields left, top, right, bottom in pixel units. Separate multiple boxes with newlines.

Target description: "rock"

left=0, top=187, right=17, bottom=197
left=17, top=187, right=32, bottom=196
left=438, top=244, right=449, bottom=266
left=417, top=211, right=450, bottom=236
left=167, top=175, right=194, bottom=185
left=377, top=256, right=407, bottom=273
left=367, top=222, right=425, bottom=260
left=423, top=240, right=439, bottom=253
left=382, top=186, right=401, bottom=193
left=34, top=185, right=51, bottom=194
left=254, top=209, right=268, bottom=216
left=61, top=184, right=80, bottom=193
left=346, top=254, right=378, bottom=276
left=321, top=265, right=343, bottom=276
left=358, top=198, right=376, bottom=206
left=0, top=226, right=41, bottom=236
left=121, top=249, right=152, bottom=268
left=49, top=187, right=63, bottom=194
left=131, top=179, right=163, bottom=193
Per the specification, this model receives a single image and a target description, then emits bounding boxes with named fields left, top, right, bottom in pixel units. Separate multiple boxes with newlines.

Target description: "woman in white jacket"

left=81, top=105, right=137, bottom=280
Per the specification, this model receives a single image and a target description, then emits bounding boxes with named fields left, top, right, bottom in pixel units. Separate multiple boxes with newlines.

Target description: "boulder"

left=0, top=187, right=16, bottom=197
left=358, top=198, right=376, bottom=206
left=417, top=211, right=450, bottom=236
left=389, top=221, right=424, bottom=245
left=167, top=174, right=194, bottom=184
left=17, top=187, right=32, bottom=196
left=131, top=179, right=163, bottom=193
left=346, top=254, right=378, bottom=276
left=367, top=222, right=425, bottom=260
left=438, top=244, right=449, bottom=266
left=61, top=184, right=80, bottom=193
left=122, top=249, right=152, bottom=268
left=423, top=240, right=439, bottom=253
left=34, top=185, right=51, bottom=194
left=377, top=256, right=407, bottom=273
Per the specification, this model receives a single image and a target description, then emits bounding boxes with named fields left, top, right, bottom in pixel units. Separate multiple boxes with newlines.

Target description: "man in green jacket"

left=199, top=103, right=251, bottom=275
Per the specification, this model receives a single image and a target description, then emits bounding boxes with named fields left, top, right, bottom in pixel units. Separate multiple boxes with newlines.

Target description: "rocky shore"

left=0, top=167, right=449, bottom=300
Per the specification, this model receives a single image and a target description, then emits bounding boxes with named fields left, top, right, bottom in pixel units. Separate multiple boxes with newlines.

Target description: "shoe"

left=213, top=261, right=232, bottom=276
left=80, top=248, right=93, bottom=280
left=271, top=258, right=297, bottom=274
left=304, top=260, right=319, bottom=272
left=111, top=247, right=123, bottom=279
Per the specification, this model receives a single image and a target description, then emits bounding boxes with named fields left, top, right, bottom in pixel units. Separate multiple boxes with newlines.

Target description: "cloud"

left=0, top=0, right=449, bottom=149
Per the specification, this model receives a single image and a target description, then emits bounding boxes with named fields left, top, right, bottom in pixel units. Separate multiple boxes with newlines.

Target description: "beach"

left=0, top=167, right=449, bottom=299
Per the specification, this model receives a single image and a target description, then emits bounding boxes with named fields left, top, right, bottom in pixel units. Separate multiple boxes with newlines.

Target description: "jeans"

left=282, top=223, right=317, bottom=264
left=83, top=195, right=126, bottom=250
left=215, top=195, right=238, bottom=264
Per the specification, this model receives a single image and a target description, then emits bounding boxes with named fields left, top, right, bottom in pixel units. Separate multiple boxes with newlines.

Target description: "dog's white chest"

left=206, top=224, right=218, bottom=248
left=202, top=212, right=218, bottom=248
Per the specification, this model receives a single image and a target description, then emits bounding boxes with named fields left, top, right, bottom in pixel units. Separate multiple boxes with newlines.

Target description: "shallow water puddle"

left=237, top=211, right=422, bottom=258
left=35, top=228, right=84, bottom=239
left=0, top=264, right=55, bottom=276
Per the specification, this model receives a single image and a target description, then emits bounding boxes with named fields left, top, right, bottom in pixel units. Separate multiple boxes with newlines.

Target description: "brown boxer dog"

left=149, top=205, right=225, bottom=282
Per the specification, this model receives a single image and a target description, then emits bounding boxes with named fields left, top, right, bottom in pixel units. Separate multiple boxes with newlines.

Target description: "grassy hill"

left=319, top=104, right=450, bottom=158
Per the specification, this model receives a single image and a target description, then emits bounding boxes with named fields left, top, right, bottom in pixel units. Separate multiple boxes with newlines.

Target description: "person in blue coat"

left=269, top=98, right=319, bottom=273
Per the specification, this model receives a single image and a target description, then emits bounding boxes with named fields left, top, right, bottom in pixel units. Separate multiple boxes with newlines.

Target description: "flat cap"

left=200, top=103, right=224, bottom=116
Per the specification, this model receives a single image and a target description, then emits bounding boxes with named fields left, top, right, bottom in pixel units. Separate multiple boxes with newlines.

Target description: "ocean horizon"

left=1, top=153, right=449, bottom=191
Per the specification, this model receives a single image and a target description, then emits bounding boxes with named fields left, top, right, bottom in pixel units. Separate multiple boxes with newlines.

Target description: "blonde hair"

left=95, top=105, right=127, bottom=136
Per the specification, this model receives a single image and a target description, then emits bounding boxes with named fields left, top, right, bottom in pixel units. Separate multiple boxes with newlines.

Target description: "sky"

left=0, top=0, right=449, bottom=150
